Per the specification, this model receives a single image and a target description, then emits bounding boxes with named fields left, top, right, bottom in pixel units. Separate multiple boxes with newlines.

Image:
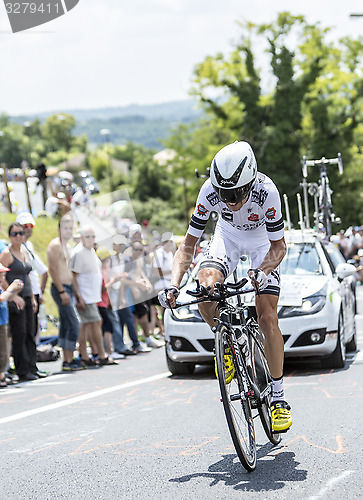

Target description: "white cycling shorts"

left=198, top=227, right=281, bottom=296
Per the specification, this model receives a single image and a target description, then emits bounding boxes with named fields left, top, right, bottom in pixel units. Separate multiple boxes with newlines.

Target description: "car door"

left=322, top=242, right=355, bottom=340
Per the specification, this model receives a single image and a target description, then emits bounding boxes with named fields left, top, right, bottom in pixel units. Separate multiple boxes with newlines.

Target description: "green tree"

left=167, top=12, right=363, bottom=227
left=0, top=124, right=28, bottom=168
left=132, top=149, right=171, bottom=202
left=42, top=113, right=76, bottom=152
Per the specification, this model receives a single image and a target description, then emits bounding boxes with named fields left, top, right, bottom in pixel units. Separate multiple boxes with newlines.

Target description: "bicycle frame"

left=171, top=278, right=281, bottom=470
left=301, top=154, right=343, bottom=238
left=173, top=281, right=271, bottom=405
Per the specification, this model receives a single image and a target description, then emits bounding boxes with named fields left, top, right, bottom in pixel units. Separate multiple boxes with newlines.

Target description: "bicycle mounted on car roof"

left=301, top=154, right=343, bottom=239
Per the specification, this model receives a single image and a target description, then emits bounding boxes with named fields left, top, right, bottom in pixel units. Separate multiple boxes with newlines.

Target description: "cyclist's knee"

left=198, top=267, right=224, bottom=290
left=257, top=309, right=279, bottom=337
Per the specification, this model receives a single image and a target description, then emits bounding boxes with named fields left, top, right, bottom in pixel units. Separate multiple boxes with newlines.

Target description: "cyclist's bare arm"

left=258, top=237, right=286, bottom=276
left=167, top=233, right=199, bottom=306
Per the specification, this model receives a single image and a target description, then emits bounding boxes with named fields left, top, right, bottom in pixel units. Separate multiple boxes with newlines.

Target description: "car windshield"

left=280, top=243, right=323, bottom=275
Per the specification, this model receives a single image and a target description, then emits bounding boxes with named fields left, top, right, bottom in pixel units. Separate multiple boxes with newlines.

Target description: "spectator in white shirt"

left=70, top=226, right=116, bottom=366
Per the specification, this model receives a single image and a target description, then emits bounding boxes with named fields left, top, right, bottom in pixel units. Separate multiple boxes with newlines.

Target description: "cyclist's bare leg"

left=255, top=293, right=284, bottom=379
left=197, top=267, right=224, bottom=328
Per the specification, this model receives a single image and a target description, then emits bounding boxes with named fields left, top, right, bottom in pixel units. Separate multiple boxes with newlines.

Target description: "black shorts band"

left=199, top=259, right=228, bottom=279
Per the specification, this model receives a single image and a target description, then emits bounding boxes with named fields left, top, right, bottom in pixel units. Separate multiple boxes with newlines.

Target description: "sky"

left=1, top=0, right=363, bottom=116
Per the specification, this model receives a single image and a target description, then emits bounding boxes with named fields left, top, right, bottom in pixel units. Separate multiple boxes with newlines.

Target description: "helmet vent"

left=213, top=156, right=247, bottom=188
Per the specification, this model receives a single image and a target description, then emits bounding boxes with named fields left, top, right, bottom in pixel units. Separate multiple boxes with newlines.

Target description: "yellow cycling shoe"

left=271, top=400, right=292, bottom=432
left=215, top=348, right=235, bottom=384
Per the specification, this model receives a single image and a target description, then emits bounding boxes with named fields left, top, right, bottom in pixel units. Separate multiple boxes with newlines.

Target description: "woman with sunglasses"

left=0, top=222, right=39, bottom=382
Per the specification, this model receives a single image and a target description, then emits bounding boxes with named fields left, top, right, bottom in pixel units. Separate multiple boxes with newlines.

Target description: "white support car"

left=164, top=230, right=357, bottom=375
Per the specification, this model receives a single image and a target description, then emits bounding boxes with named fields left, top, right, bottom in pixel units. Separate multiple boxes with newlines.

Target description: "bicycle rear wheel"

left=215, top=324, right=256, bottom=471
left=250, top=328, right=281, bottom=445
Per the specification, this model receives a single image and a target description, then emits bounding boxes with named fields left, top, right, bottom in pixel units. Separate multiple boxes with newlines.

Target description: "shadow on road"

left=169, top=445, right=307, bottom=491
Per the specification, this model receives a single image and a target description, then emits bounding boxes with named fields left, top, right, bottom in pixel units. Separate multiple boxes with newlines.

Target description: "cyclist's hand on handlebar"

left=248, top=268, right=268, bottom=293
left=158, top=286, right=180, bottom=309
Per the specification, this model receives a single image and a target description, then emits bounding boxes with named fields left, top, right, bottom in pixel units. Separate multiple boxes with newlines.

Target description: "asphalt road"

left=1, top=288, right=363, bottom=500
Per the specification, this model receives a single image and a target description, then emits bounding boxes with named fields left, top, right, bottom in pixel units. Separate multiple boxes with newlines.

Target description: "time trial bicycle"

left=171, top=277, right=281, bottom=472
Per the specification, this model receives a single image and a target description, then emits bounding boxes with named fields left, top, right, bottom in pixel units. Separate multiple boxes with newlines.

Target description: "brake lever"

left=252, top=277, right=261, bottom=297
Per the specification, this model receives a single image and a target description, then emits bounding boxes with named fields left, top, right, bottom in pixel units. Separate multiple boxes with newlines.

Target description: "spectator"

left=152, top=232, right=175, bottom=292
left=0, top=223, right=40, bottom=381
left=337, top=230, right=349, bottom=260
left=95, top=246, right=126, bottom=360
left=123, top=224, right=143, bottom=258
left=151, top=232, right=175, bottom=335
left=0, top=265, right=24, bottom=388
left=124, top=242, right=164, bottom=349
left=16, top=213, right=48, bottom=341
left=70, top=226, right=116, bottom=366
left=47, top=215, right=85, bottom=372
left=348, top=227, right=362, bottom=259
left=108, top=235, right=147, bottom=354
left=71, top=186, right=90, bottom=224
left=45, top=192, right=72, bottom=219
left=36, top=162, right=48, bottom=210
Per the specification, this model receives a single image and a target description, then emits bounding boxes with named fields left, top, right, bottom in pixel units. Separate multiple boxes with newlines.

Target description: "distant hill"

left=11, top=100, right=202, bottom=150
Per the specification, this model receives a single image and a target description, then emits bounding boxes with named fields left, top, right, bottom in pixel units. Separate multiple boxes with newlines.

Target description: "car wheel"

left=165, top=348, right=195, bottom=376
left=321, top=310, right=346, bottom=369
left=346, top=318, right=357, bottom=352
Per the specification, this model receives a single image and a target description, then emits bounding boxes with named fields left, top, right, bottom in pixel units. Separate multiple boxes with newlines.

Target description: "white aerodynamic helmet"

left=210, top=141, right=257, bottom=204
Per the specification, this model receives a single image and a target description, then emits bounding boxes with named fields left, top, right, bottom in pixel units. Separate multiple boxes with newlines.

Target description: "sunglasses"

left=24, top=224, right=34, bottom=229
left=133, top=248, right=143, bottom=252
left=10, top=231, right=25, bottom=237
left=84, top=235, right=96, bottom=239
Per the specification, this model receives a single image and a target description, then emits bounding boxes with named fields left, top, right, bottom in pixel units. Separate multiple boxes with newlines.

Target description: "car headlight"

left=170, top=306, right=204, bottom=322
left=278, top=288, right=327, bottom=318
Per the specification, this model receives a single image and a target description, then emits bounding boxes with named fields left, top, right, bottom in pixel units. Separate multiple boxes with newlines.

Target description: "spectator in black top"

left=36, top=162, right=48, bottom=210
left=0, top=223, right=40, bottom=381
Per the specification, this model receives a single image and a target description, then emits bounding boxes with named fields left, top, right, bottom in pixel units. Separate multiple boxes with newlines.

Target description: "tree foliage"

left=167, top=12, right=363, bottom=228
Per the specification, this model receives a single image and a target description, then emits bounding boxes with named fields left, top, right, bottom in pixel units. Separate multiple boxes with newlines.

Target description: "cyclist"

left=159, top=141, right=292, bottom=432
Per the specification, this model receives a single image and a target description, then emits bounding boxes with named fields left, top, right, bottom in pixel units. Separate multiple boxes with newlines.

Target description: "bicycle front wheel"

left=215, top=324, right=256, bottom=471
left=250, top=330, right=281, bottom=445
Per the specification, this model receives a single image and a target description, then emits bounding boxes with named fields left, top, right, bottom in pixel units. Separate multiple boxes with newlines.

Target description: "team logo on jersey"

left=206, top=192, right=219, bottom=206
left=251, top=189, right=268, bottom=207
left=248, top=213, right=259, bottom=222
left=197, top=203, right=209, bottom=216
left=221, top=209, right=233, bottom=222
left=265, top=207, right=276, bottom=219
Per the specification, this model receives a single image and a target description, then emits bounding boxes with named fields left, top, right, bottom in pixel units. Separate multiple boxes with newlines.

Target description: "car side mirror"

left=335, top=263, right=356, bottom=281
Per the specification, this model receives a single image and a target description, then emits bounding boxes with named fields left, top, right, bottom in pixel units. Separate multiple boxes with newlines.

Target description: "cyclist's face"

left=226, top=194, right=248, bottom=211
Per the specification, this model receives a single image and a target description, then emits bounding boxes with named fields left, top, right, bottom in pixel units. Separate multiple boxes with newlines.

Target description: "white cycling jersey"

left=188, top=173, right=284, bottom=244
left=187, top=173, right=284, bottom=293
